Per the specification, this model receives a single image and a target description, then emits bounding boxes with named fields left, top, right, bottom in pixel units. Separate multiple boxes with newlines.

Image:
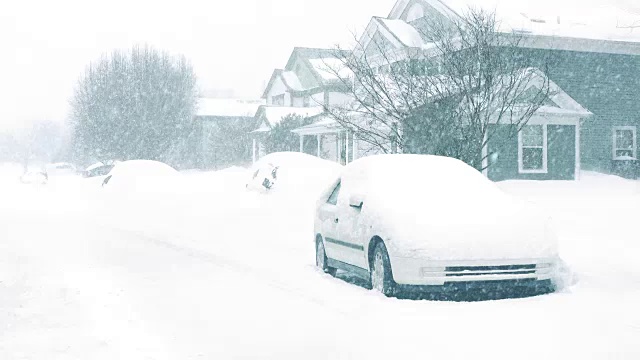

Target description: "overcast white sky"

left=2, top=0, right=639, bottom=130
left=0, top=0, right=395, bottom=130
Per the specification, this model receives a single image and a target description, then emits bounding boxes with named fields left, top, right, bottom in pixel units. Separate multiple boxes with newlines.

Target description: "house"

left=252, top=47, right=356, bottom=164
left=196, top=98, right=263, bottom=169
left=288, top=0, right=640, bottom=180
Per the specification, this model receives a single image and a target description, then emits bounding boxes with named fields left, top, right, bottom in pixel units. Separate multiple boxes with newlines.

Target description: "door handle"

left=334, top=218, right=339, bottom=223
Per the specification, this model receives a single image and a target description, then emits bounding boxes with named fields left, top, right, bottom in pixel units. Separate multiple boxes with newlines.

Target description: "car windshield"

left=2, top=1, right=639, bottom=359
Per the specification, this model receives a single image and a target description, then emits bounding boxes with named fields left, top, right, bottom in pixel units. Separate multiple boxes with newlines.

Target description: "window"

left=303, top=95, right=310, bottom=107
left=613, top=126, right=636, bottom=160
left=518, top=125, right=548, bottom=173
left=326, top=181, right=341, bottom=205
left=271, top=94, right=285, bottom=106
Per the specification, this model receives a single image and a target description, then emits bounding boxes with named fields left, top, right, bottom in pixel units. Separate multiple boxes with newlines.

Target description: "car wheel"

left=370, top=242, right=395, bottom=296
left=316, top=239, right=337, bottom=276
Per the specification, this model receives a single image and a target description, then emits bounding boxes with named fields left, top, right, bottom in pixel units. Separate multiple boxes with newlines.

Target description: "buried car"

left=20, top=170, right=48, bottom=185
left=101, top=160, right=181, bottom=191
left=82, top=161, right=119, bottom=178
left=314, top=154, right=560, bottom=298
left=247, top=152, right=342, bottom=197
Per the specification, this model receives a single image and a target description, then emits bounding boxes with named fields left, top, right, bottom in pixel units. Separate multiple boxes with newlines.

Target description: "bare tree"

left=324, top=8, right=552, bottom=170
left=70, top=45, right=198, bottom=168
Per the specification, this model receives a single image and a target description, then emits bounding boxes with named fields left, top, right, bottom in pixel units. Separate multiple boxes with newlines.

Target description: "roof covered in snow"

left=255, top=105, right=325, bottom=129
left=308, top=58, right=354, bottom=81
left=291, top=116, right=341, bottom=135
left=196, top=98, right=264, bottom=118
left=377, top=18, right=426, bottom=48
left=387, top=0, right=640, bottom=44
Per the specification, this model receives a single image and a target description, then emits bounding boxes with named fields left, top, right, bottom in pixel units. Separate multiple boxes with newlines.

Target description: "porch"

left=291, top=118, right=358, bottom=165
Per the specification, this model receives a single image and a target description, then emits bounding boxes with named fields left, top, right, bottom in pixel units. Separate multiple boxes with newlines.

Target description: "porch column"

left=353, top=137, right=359, bottom=161
left=575, top=119, right=581, bottom=180
left=299, top=134, right=304, bottom=154
left=317, top=134, right=321, bottom=158
left=252, top=138, right=257, bottom=163
left=336, top=132, right=341, bottom=163
left=345, top=130, right=350, bottom=165
left=481, top=132, right=489, bottom=177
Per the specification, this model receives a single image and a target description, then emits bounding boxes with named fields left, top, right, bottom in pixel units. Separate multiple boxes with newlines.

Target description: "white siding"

left=311, top=92, right=325, bottom=107
left=328, top=92, right=352, bottom=106
left=320, top=134, right=338, bottom=162
left=291, top=96, right=303, bottom=107
left=265, top=76, right=290, bottom=106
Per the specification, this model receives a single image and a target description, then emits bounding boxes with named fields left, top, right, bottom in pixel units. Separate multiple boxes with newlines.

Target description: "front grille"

left=444, top=264, right=537, bottom=277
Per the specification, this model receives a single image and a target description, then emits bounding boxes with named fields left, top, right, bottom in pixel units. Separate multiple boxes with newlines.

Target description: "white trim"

left=299, top=134, right=304, bottom=153
left=575, top=120, right=581, bottom=180
left=346, top=130, right=350, bottom=165
left=519, top=34, right=640, bottom=57
left=353, top=137, right=359, bottom=160
left=252, top=138, right=257, bottom=163
left=612, top=125, right=637, bottom=160
left=518, top=124, right=548, bottom=174
left=482, top=131, right=489, bottom=177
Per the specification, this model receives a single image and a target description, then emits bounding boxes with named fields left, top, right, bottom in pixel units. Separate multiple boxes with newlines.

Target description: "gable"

left=290, top=56, right=322, bottom=89
left=364, top=31, right=398, bottom=59
left=515, top=86, right=559, bottom=108
left=390, top=0, right=459, bottom=22
left=264, top=74, right=289, bottom=101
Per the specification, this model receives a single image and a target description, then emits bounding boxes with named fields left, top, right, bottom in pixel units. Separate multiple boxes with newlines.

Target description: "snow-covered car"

left=246, top=152, right=342, bottom=198
left=314, top=154, right=560, bottom=297
left=20, top=171, right=48, bottom=185
left=45, top=162, right=77, bottom=176
left=101, top=160, right=181, bottom=191
left=82, top=161, right=118, bottom=178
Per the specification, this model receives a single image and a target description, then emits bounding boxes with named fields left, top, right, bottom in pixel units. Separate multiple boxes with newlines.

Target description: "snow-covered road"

left=1, top=170, right=639, bottom=359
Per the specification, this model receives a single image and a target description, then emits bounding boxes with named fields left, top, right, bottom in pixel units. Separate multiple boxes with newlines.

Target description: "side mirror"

left=349, top=193, right=364, bottom=209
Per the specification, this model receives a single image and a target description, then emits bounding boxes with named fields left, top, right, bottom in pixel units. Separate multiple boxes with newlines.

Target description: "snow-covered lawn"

left=0, top=168, right=639, bottom=359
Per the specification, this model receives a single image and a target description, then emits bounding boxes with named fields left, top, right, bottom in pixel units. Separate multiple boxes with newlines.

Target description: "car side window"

left=326, top=181, right=341, bottom=205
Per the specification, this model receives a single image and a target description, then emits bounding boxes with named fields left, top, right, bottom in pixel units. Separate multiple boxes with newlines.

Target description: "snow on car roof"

left=249, top=152, right=342, bottom=198
left=109, top=160, right=179, bottom=177
left=343, top=154, right=501, bottom=198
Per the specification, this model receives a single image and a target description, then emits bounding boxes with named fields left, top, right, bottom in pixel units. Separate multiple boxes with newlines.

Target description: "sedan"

left=314, top=154, right=560, bottom=298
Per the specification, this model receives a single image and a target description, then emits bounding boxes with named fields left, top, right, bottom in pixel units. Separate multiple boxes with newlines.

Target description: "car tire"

left=316, top=239, right=337, bottom=276
left=370, top=242, right=396, bottom=296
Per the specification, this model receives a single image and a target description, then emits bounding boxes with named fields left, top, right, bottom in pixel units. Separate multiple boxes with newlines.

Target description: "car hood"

left=364, top=193, right=558, bottom=261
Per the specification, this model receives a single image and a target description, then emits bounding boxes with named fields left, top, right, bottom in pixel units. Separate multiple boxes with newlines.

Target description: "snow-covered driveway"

left=1, top=170, right=639, bottom=359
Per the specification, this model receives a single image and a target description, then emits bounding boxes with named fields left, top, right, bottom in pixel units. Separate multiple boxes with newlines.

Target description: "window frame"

left=326, top=181, right=341, bottom=205
left=612, top=126, right=637, bottom=160
left=271, top=94, right=285, bottom=106
left=518, top=124, right=548, bottom=174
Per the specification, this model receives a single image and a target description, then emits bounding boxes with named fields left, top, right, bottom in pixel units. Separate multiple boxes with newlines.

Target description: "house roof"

left=387, top=0, right=640, bottom=44
left=281, top=71, right=304, bottom=91
left=307, top=58, right=354, bottom=81
left=197, top=98, right=264, bottom=117
left=261, top=69, right=284, bottom=99
left=291, top=116, right=341, bottom=135
left=377, top=18, right=426, bottom=48
left=284, top=47, right=351, bottom=86
left=255, top=105, right=325, bottom=128
left=262, top=47, right=353, bottom=99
